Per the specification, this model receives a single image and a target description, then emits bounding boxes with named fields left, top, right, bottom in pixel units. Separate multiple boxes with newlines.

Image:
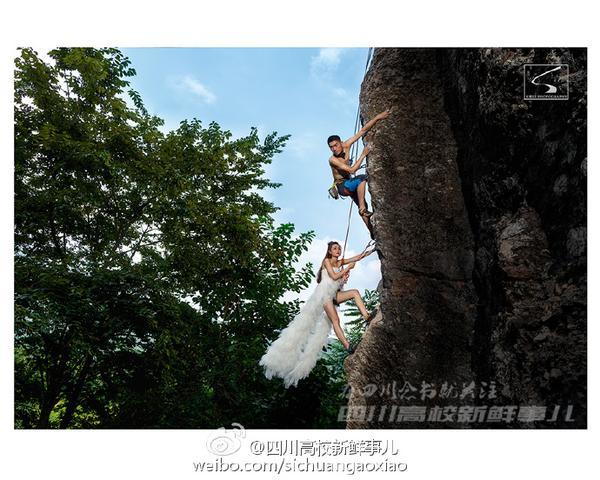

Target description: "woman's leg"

left=335, top=289, right=369, bottom=320
left=323, top=301, right=350, bottom=349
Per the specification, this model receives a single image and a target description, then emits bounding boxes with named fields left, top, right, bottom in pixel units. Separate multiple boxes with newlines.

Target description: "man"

left=328, top=109, right=390, bottom=238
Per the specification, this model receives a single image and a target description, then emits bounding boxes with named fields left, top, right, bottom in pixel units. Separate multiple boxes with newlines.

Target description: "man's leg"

left=353, top=181, right=374, bottom=238
left=360, top=212, right=374, bottom=239
left=356, top=180, right=368, bottom=212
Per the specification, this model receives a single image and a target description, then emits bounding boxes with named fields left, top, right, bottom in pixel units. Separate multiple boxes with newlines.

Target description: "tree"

left=14, top=47, right=315, bottom=428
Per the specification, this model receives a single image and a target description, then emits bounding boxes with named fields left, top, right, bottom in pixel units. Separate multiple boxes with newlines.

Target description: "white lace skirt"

left=259, top=269, right=341, bottom=388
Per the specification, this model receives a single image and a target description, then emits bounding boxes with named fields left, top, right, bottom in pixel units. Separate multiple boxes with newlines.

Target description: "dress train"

left=259, top=267, right=342, bottom=388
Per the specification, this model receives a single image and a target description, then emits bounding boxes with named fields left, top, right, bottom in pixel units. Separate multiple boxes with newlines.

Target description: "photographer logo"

left=524, top=64, right=569, bottom=100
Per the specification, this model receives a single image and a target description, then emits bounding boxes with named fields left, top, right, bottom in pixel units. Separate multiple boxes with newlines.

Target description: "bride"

left=259, top=240, right=376, bottom=388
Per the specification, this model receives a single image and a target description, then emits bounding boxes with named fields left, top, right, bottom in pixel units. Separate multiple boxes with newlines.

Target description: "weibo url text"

left=193, top=457, right=408, bottom=474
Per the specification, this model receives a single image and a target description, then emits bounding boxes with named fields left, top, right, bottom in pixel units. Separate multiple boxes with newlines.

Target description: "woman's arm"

left=341, top=248, right=375, bottom=265
left=324, top=258, right=354, bottom=280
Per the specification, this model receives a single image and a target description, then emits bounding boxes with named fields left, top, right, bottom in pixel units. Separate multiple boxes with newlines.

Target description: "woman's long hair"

left=316, top=241, right=340, bottom=283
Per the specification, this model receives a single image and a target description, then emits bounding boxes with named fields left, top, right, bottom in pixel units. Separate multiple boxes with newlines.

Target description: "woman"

left=259, top=241, right=376, bottom=388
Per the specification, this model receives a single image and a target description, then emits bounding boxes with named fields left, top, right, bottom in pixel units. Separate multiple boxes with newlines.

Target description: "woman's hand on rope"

left=360, top=248, right=374, bottom=260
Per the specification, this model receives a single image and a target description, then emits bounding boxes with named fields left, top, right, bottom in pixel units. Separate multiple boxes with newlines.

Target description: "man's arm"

left=329, top=145, right=371, bottom=174
left=343, top=108, right=391, bottom=148
left=329, top=156, right=353, bottom=174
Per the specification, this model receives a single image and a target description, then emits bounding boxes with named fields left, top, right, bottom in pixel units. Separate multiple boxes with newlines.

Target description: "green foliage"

left=14, top=47, right=320, bottom=428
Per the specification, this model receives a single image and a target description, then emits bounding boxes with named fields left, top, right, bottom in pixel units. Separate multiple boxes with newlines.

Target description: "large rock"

left=345, top=49, right=477, bottom=429
left=344, top=48, right=587, bottom=429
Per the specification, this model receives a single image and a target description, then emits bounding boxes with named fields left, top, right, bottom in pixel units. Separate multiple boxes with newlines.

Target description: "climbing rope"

left=341, top=47, right=375, bottom=262
left=348, top=47, right=374, bottom=169
left=340, top=199, right=354, bottom=261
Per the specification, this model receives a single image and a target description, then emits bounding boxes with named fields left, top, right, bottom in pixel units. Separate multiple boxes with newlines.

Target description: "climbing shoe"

left=365, top=309, right=377, bottom=325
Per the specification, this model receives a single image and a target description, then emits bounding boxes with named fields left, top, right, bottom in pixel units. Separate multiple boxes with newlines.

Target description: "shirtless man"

left=328, top=109, right=390, bottom=238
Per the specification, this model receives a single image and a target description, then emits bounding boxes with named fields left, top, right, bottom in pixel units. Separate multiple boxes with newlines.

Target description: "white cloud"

left=310, top=48, right=343, bottom=80
left=310, top=49, right=357, bottom=114
left=350, top=255, right=381, bottom=295
left=171, top=74, right=216, bottom=104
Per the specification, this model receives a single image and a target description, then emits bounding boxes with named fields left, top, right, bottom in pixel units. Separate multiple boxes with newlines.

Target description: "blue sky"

left=121, top=48, right=381, bottom=308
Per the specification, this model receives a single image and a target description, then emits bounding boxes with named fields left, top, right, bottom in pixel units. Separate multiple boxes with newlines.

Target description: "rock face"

left=345, top=48, right=586, bottom=428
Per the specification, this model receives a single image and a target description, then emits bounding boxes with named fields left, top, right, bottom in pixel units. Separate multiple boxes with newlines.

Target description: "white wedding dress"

left=259, top=266, right=343, bottom=388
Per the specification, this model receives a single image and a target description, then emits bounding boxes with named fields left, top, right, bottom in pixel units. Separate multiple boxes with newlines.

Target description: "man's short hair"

left=327, top=135, right=341, bottom=145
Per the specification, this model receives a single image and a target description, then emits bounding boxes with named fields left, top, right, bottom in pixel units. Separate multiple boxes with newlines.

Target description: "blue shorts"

left=337, top=174, right=367, bottom=196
